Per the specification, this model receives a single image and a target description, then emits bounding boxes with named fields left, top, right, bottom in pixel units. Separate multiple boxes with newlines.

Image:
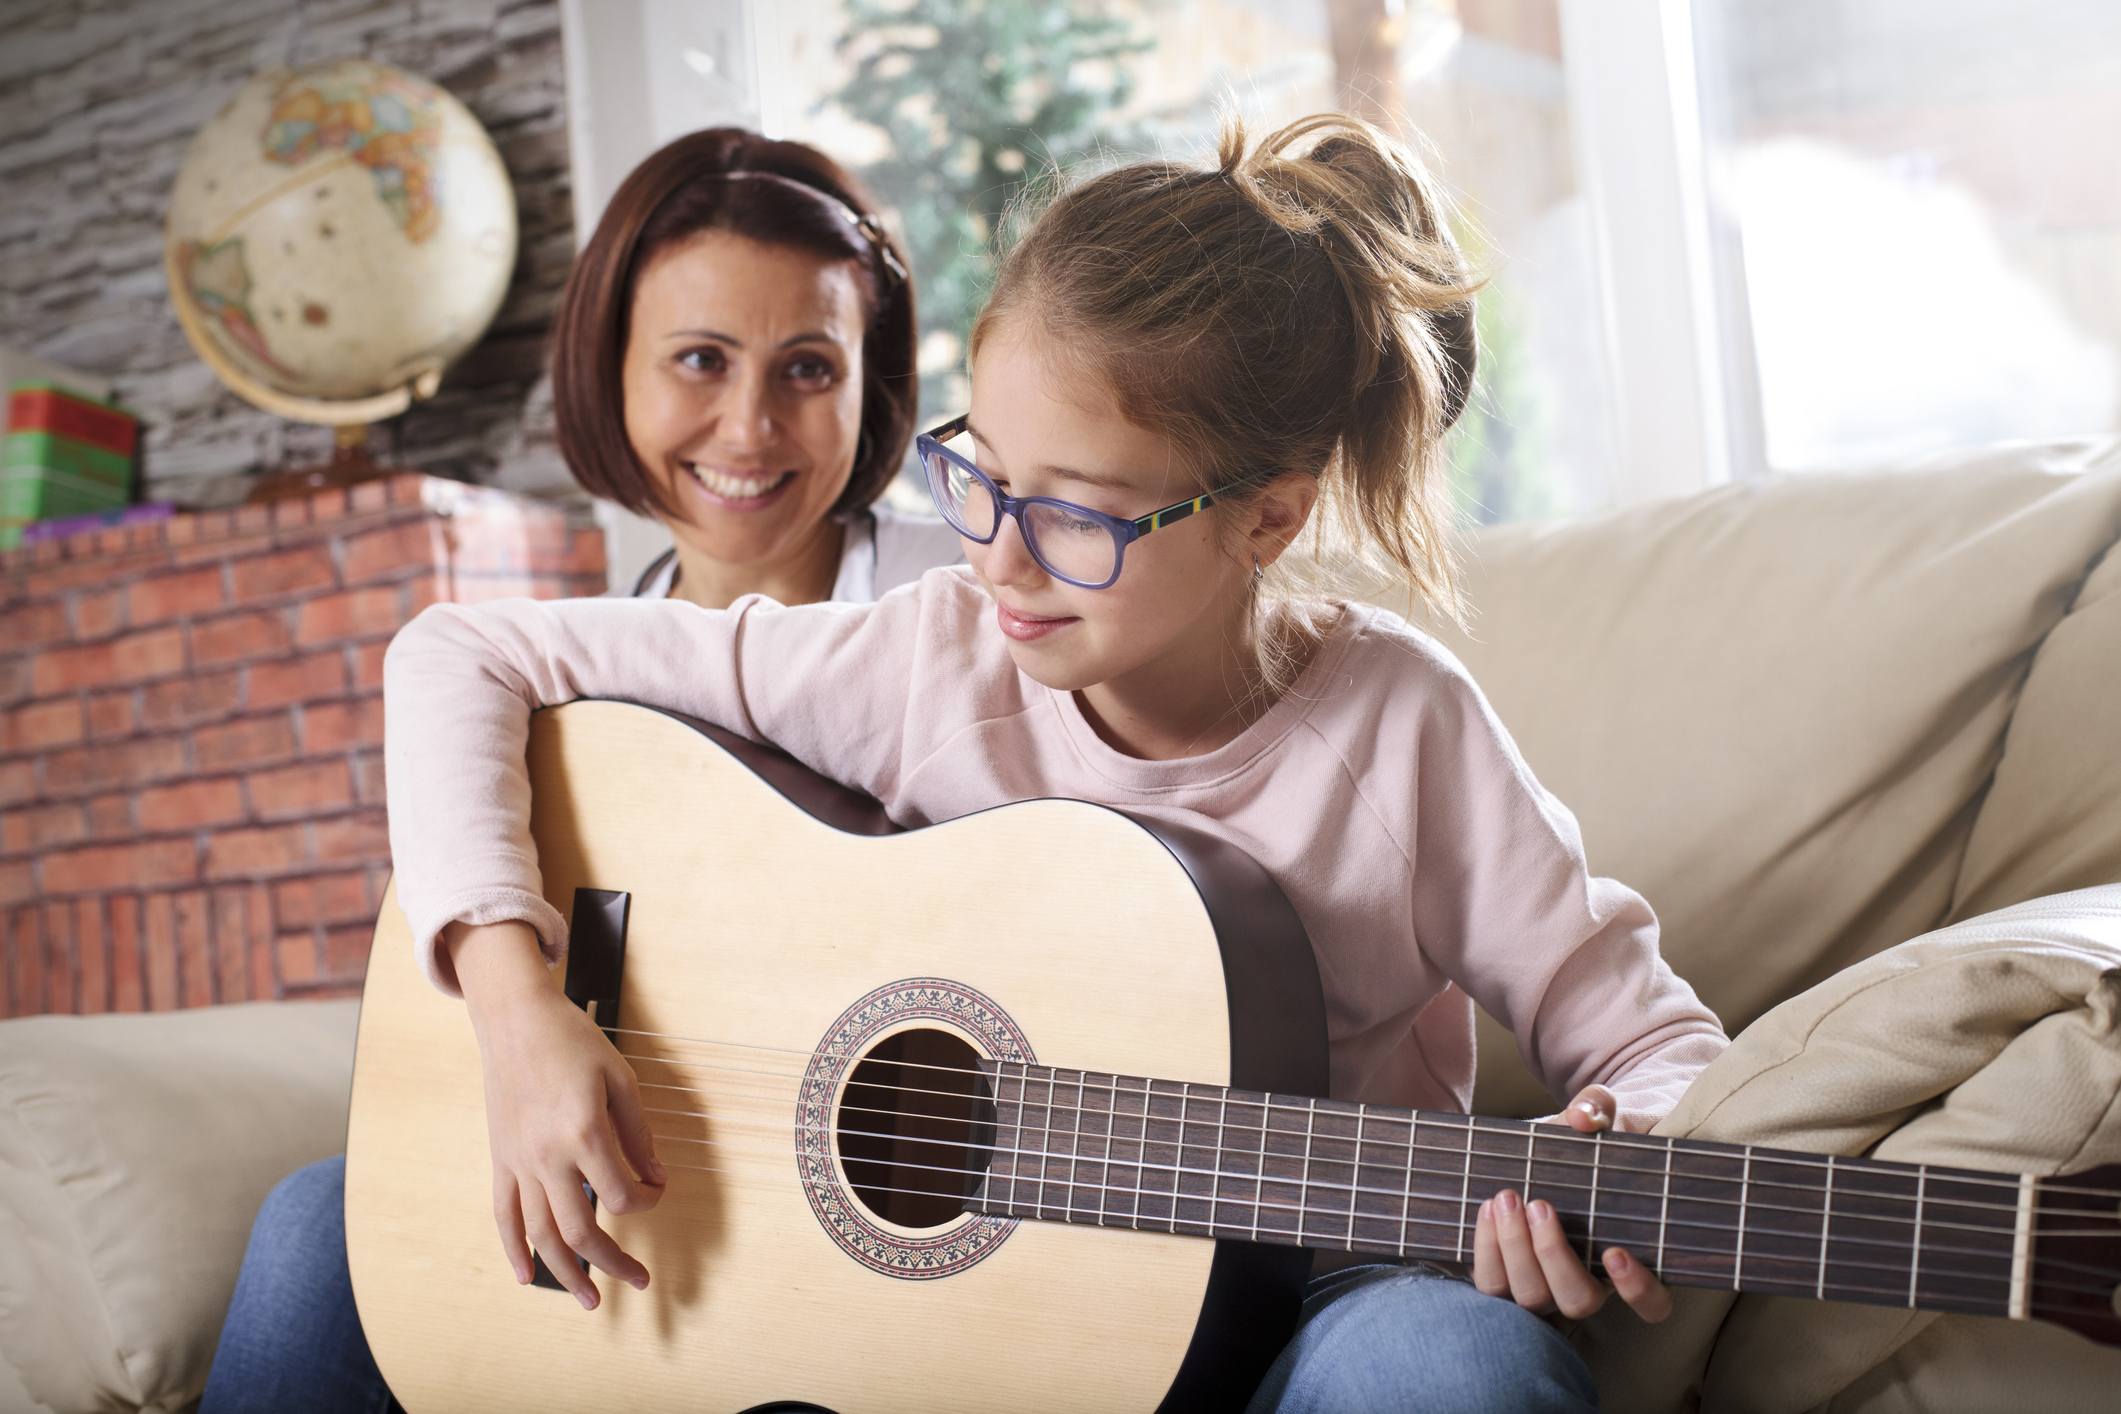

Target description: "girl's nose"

left=980, top=514, right=1045, bottom=588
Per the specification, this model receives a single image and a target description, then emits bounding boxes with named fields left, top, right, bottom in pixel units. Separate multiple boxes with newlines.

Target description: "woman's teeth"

left=687, top=465, right=792, bottom=499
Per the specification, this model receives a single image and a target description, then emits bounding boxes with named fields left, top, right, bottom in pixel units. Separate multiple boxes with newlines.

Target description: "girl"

left=384, top=115, right=1726, bottom=1412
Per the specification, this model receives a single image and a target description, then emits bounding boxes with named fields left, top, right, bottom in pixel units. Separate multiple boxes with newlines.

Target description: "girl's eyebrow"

left=963, top=418, right=1136, bottom=490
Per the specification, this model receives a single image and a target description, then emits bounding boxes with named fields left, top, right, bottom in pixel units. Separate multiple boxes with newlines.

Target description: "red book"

left=5, top=385, right=138, bottom=457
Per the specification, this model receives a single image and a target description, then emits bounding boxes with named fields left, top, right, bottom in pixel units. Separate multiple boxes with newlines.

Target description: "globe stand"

left=245, top=422, right=399, bottom=505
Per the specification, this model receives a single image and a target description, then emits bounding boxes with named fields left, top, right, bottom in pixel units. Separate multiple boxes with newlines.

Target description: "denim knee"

left=1248, top=1264, right=1599, bottom=1414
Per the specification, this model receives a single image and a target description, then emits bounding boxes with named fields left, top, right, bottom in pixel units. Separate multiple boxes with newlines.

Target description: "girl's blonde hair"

left=973, top=113, right=1480, bottom=624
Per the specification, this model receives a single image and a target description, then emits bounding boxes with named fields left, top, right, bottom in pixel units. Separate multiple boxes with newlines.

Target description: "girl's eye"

left=678, top=347, right=726, bottom=374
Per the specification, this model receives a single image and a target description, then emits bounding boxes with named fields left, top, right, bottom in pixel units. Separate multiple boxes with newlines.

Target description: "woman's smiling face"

left=621, top=228, right=867, bottom=575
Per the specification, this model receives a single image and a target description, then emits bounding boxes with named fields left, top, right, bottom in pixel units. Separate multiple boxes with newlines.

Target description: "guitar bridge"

left=531, top=886, right=630, bottom=1292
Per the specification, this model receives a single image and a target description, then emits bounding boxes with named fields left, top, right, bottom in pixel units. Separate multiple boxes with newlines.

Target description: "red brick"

left=274, top=870, right=373, bottom=930
left=205, top=823, right=310, bottom=879
left=247, top=651, right=346, bottom=709
left=145, top=895, right=178, bottom=1010
left=87, top=793, right=133, bottom=837
left=176, top=890, right=212, bottom=1006
left=75, top=898, right=107, bottom=1013
left=212, top=885, right=269, bottom=1003
left=110, top=894, right=143, bottom=1012
left=0, top=859, right=32, bottom=906
left=350, top=480, right=392, bottom=512
left=0, top=759, right=35, bottom=808
left=303, top=695, right=385, bottom=752
left=173, top=530, right=268, bottom=570
left=20, top=550, right=167, bottom=598
left=127, top=565, right=225, bottom=625
left=313, top=810, right=389, bottom=865
left=193, top=609, right=292, bottom=665
left=141, top=670, right=240, bottom=729
left=308, top=489, right=349, bottom=519
left=324, top=923, right=373, bottom=978
left=233, top=504, right=273, bottom=535
left=41, top=737, right=186, bottom=796
left=193, top=714, right=295, bottom=771
left=31, top=626, right=185, bottom=694
left=0, top=659, right=25, bottom=710
left=3, top=698, right=83, bottom=752
left=230, top=545, right=335, bottom=600
left=11, top=906, right=44, bottom=1016
left=1, top=802, right=86, bottom=854
left=42, top=838, right=197, bottom=893
left=138, top=777, right=246, bottom=832
left=342, top=520, right=434, bottom=585
left=73, top=588, right=125, bottom=639
left=250, top=930, right=277, bottom=1000
left=0, top=600, right=70, bottom=652
left=42, top=901, right=77, bottom=1012
left=87, top=689, right=133, bottom=738
left=295, top=587, right=404, bottom=645
left=403, top=573, right=440, bottom=616
left=271, top=498, right=312, bottom=530
left=351, top=749, right=385, bottom=805
left=250, top=759, right=351, bottom=819
left=353, top=640, right=388, bottom=691
left=276, top=932, right=320, bottom=985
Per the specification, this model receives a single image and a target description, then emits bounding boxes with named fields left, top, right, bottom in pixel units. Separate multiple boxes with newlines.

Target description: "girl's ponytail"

left=977, top=115, right=1481, bottom=624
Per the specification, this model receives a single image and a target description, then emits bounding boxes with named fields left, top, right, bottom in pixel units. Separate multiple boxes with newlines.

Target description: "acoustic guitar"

left=345, top=700, right=2121, bottom=1413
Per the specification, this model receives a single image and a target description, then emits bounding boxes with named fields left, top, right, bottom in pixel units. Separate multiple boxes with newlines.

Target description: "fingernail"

left=577, top=1290, right=596, bottom=1311
left=1528, top=1199, right=1551, bottom=1225
left=1478, top=1198, right=1492, bottom=1220
left=650, top=1161, right=666, bottom=1182
left=1496, top=1190, right=1520, bottom=1215
left=1577, top=1100, right=1599, bottom=1113
left=1608, top=1249, right=1632, bottom=1273
left=513, top=1264, right=529, bottom=1284
left=631, top=1275, right=647, bottom=1290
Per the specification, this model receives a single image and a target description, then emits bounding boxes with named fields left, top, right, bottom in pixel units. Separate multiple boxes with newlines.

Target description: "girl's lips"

left=681, top=462, right=797, bottom=512
left=995, top=601, right=1078, bottom=642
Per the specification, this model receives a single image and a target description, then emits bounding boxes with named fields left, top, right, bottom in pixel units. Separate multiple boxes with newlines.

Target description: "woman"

left=198, top=129, right=959, bottom=1414
left=552, top=126, right=961, bottom=607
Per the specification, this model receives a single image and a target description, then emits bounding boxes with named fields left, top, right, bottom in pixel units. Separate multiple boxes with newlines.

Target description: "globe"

left=164, top=58, right=519, bottom=427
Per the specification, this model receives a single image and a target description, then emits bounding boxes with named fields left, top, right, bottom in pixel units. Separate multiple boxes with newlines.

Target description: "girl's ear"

left=1245, top=475, right=1319, bottom=569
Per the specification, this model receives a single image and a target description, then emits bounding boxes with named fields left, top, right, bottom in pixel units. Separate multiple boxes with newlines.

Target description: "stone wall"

left=0, top=0, right=579, bottom=509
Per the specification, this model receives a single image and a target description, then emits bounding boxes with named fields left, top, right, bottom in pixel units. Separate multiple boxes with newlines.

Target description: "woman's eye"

left=786, top=354, right=837, bottom=385
left=677, top=347, right=726, bottom=374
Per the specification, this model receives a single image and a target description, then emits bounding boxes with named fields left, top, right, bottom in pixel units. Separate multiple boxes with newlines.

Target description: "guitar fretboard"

left=965, top=1061, right=2029, bottom=1320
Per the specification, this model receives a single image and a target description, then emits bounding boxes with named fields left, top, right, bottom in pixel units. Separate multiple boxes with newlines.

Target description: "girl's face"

left=960, top=321, right=1272, bottom=707
left=622, top=229, right=867, bottom=571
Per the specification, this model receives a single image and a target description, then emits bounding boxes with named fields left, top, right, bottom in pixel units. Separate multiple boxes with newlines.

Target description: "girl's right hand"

left=445, top=920, right=667, bottom=1310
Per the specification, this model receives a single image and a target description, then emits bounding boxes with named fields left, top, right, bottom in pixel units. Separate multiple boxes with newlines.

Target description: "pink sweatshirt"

left=383, top=568, right=1725, bottom=1129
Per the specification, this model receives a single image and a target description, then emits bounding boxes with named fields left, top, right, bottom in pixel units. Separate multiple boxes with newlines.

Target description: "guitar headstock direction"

left=2030, top=1163, right=2121, bottom=1346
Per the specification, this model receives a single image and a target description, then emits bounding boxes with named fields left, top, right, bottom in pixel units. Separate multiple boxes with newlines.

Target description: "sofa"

left=3, top=434, right=2118, bottom=1412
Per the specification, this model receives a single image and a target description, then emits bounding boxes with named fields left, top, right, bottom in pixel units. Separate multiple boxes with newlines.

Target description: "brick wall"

left=0, top=475, right=603, bottom=1015
left=0, top=0, right=578, bottom=507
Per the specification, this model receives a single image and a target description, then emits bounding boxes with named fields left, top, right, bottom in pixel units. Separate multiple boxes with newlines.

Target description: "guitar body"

left=346, top=700, right=1327, bottom=1413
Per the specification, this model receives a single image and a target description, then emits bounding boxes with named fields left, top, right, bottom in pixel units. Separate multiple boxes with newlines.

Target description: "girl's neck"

left=667, top=518, right=846, bottom=610
left=1074, top=600, right=1323, bottom=761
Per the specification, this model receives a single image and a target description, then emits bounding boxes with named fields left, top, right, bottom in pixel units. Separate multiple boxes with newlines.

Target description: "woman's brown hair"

left=552, top=128, right=917, bottom=520
left=975, top=114, right=1478, bottom=623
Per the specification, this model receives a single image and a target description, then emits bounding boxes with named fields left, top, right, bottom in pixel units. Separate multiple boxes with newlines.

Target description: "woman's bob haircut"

left=550, top=128, right=918, bottom=521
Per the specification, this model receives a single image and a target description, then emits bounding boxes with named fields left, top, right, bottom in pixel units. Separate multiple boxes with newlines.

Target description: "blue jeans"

left=199, top=1155, right=400, bottom=1414
left=1246, top=1263, right=1600, bottom=1413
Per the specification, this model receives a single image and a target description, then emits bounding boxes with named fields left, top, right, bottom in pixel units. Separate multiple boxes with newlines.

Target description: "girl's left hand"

left=1470, top=1084, right=1675, bottom=1323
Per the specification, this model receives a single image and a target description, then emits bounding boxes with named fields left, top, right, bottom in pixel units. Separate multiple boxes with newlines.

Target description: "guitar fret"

left=1584, top=1134, right=1602, bottom=1265
left=1657, top=1135, right=1673, bottom=1274
left=1213, top=1089, right=1230, bottom=1234
left=1908, top=1169, right=1926, bottom=1308
left=1252, top=1094, right=1271, bottom=1243
left=1456, top=1120, right=1472, bottom=1262
left=1300, top=1099, right=1318, bottom=1245
left=1818, top=1155, right=1835, bottom=1301
left=1735, top=1146, right=1751, bottom=1288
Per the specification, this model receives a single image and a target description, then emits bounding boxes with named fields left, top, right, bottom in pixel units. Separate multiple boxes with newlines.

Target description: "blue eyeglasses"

left=915, top=415, right=1258, bottom=590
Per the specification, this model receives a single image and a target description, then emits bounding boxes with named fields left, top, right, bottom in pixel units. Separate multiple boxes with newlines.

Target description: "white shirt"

left=628, top=505, right=965, bottom=603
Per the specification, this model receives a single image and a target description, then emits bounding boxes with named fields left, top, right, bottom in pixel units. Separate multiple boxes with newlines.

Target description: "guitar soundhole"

left=836, top=1028, right=987, bottom=1230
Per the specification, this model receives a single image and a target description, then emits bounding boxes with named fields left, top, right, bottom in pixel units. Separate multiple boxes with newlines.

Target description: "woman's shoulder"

left=870, top=500, right=966, bottom=596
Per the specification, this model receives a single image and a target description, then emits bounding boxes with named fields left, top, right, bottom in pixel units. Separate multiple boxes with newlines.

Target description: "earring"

left=1252, top=554, right=1265, bottom=583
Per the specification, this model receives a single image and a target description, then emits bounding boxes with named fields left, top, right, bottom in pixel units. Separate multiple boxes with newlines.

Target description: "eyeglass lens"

left=923, top=439, right=1124, bottom=588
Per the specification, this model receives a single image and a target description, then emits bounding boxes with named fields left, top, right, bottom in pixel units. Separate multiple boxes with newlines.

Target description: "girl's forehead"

left=968, top=338, right=1185, bottom=497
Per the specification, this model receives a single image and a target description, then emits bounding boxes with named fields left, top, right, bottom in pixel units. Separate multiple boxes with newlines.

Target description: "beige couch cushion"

left=1951, top=527, right=2121, bottom=921
left=1572, top=885, right=2121, bottom=1414
left=0, top=1001, right=359, bottom=1414
left=1422, top=437, right=2121, bottom=1114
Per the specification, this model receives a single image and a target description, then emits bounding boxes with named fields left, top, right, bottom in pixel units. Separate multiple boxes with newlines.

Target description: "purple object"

left=21, top=502, right=177, bottom=545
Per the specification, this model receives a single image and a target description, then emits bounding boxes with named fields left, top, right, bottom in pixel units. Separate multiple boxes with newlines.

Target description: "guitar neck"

left=966, top=1061, right=2035, bottom=1322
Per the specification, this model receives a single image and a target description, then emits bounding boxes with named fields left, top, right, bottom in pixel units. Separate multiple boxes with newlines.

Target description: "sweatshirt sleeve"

left=382, top=585, right=931, bottom=996
left=1401, top=655, right=1727, bottom=1132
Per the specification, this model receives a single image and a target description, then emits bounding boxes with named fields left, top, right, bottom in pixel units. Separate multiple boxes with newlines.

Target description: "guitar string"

left=613, top=1049, right=2121, bottom=1220
left=626, top=1096, right=2121, bottom=1270
left=604, top=1028, right=2121, bottom=1205
left=624, top=1121, right=2121, bottom=1304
